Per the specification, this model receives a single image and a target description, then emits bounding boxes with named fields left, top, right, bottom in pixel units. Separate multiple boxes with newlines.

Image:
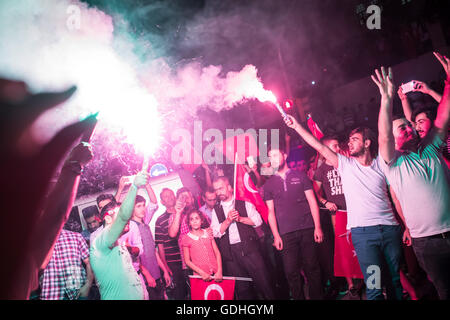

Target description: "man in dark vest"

left=210, top=176, right=275, bottom=300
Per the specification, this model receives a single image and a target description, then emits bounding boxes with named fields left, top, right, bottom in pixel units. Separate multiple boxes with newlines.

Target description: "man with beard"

left=89, top=171, right=149, bottom=300
left=398, top=78, right=450, bottom=168
left=264, top=147, right=324, bottom=300
left=284, top=116, right=403, bottom=300
left=211, top=176, right=275, bottom=300
left=375, top=52, right=450, bottom=299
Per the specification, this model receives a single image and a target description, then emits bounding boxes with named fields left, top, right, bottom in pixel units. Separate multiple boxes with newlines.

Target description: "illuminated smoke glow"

left=0, top=0, right=278, bottom=160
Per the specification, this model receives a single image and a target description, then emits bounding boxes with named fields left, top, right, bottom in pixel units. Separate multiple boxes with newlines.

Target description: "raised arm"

left=283, top=115, right=338, bottom=168
left=105, top=171, right=148, bottom=247
left=168, top=199, right=186, bottom=238
left=398, top=86, right=413, bottom=122
left=145, top=183, right=157, bottom=204
left=372, top=66, right=396, bottom=163
left=114, top=176, right=131, bottom=203
left=34, top=142, right=93, bottom=269
left=412, top=80, right=442, bottom=103
left=432, top=52, right=450, bottom=140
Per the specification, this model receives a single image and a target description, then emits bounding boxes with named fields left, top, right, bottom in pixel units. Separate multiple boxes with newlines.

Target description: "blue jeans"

left=412, top=235, right=450, bottom=300
left=351, top=225, right=403, bottom=300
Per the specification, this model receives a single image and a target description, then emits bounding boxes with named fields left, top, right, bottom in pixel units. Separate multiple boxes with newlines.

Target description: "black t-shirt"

left=263, top=170, right=315, bottom=235
left=313, top=163, right=347, bottom=210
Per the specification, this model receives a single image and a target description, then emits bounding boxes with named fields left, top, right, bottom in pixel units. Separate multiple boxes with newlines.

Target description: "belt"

left=416, top=231, right=450, bottom=240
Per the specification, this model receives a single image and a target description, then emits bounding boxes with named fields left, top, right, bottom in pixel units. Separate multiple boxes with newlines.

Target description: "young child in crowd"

left=182, top=210, right=223, bottom=283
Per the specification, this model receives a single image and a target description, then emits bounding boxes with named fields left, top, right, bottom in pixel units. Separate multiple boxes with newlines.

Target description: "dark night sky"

left=82, top=0, right=450, bottom=100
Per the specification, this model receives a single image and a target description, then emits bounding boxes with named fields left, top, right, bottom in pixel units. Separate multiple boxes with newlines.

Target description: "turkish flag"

left=190, top=278, right=235, bottom=300
left=306, top=114, right=324, bottom=170
left=334, top=211, right=364, bottom=279
left=307, top=114, right=324, bottom=140
left=235, top=161, right=268, bottom=223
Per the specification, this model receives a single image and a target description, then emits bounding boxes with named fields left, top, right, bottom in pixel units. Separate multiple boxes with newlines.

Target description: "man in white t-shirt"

left=374, top=53, right=450, bottom=299
left=284, top=116, right=403, bottom=300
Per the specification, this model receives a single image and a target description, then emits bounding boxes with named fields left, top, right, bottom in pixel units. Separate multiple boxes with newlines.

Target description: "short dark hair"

left=96, top=194, right=115, bottom=207
left=411, top=106, right=436, bottom=123
left=176, top=187, right=191, bottom=198
left=320, top=134, right=339, bottom=144
left=100, top=201, right=119, bottom=220
left=82, top=205, right=99, bottom=220
left=203, top=186, right=216, bottom=197
left=186, top=210, right=210, bottom=230
left=135, top=195, right=146, bottom=205
left=349, top=126, right=377, bottom=158
left=392, top=113, right=406, bottom=122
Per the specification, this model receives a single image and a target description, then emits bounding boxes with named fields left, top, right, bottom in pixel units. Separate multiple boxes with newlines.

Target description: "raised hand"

left=397, top=85, right=407, bottom=101
left=433, top=52, right=450, bottom=78
left=412, top=80, right=430, bottom=94
left=283, top=114, right=299, bottom=130
left=133, top=171, right=149, bottom=188
left=371, top=66, right=394, bottom=99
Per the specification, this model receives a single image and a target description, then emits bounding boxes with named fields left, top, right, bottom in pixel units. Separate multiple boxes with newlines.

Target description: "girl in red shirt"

left=181, top=210, right=223, bottom=282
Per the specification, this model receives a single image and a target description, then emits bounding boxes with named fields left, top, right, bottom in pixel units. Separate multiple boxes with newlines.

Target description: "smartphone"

left=401, top=81, right=416, bottom=94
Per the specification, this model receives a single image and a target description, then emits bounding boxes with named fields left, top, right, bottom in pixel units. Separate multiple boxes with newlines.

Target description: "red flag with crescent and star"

left=190, top=278, right=235, bottom=300
left=234, top=160, right=268, bottom=223
left=213, top=132, right=268, bottom=223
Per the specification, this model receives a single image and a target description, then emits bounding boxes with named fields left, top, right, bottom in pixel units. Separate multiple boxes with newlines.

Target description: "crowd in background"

left=29, top=52, right=449, bottom=301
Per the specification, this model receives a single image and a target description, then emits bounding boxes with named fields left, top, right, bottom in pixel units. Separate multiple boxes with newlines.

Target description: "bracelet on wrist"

left=322, top=200, right=328, bottom=206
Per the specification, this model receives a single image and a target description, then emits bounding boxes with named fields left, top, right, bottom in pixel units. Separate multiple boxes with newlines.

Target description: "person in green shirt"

left=90, top=170, right=149, bottom=300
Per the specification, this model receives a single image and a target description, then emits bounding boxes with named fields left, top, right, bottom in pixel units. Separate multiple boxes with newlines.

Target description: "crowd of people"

left=1, top=51, right=448, bottom=301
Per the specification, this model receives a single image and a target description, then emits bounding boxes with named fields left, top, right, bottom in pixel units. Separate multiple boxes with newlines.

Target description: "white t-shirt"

left=380, top=134, right=450, bottom=238
left=337, top=154, right=398, bottom=229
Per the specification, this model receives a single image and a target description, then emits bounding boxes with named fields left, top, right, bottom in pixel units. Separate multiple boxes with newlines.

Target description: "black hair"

left=411, top=106, right=436, bottom=123
left=320, top=134, right=339, bottom=144
left=82, top=205, right=99, bottom=220
left=186, top=210, right=210, bottom=230
left=100, top=201, right=119, bottom=220
left=392, top=113, right=406, bottom=122
left=96, top=194, right=115, bottom=207
left=202, top=186, right=216, bottom=197
left=135, top=195, right=146, bottom=205
left=348, top=126, right=377, bottom=158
